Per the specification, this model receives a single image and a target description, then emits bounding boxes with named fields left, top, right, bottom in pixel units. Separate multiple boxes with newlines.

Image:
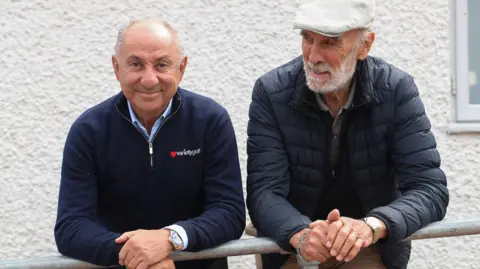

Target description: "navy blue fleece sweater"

left=54, top=88, right=246, bottom=268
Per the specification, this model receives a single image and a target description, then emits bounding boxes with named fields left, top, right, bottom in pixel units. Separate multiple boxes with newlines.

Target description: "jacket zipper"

left=115, top=100, right=181, bottom=168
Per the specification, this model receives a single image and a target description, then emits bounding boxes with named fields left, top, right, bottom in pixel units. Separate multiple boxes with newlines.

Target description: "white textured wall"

left=1, top=0, right=479, bottom=268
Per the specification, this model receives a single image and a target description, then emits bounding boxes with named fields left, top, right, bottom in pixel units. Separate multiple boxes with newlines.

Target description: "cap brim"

left=293, top=25, right=343, bottom=37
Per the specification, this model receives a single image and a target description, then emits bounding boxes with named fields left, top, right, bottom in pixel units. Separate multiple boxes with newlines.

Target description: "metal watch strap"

left=363, top=217, right=380, bottom=244
left=296, top=229, right=311, bottom=263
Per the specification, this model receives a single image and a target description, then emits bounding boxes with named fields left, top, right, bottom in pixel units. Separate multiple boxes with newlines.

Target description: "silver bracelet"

left=295, top=228, right=311, bottom=263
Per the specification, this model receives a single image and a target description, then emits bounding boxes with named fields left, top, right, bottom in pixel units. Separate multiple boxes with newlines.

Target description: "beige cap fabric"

left=293, top=0, right=375, bottom=37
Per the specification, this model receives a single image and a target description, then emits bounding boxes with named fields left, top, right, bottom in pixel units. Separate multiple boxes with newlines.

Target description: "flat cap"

left=293, top=0, right=375, bottom=37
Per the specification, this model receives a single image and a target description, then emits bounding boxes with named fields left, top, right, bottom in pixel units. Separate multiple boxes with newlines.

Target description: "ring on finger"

left=350, top=232, right=362, bottom=240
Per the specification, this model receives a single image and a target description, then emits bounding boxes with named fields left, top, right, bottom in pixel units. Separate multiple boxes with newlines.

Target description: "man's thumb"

left=327, top=209, right=341, bottom=222
left=115, top=231, right=134, bottom=244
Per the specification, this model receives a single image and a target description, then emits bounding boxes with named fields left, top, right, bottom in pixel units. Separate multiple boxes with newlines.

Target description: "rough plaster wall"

left=0, top=0, right=479, bottom=268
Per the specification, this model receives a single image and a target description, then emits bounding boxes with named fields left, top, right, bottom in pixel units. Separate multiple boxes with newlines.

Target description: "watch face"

left=170, top=231, right=183, bottom=249
left=366, top=217, right=382, bottom=229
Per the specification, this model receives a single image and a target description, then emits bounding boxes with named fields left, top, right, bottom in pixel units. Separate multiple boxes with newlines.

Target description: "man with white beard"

left=245, top=0, right=449, bottom=268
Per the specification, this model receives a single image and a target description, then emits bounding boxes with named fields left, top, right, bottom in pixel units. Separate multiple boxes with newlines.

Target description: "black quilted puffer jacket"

left=246, top=55, right=449, bottom=269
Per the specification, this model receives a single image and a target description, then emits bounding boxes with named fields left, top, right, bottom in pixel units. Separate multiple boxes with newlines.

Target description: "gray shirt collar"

left=316, top=79, right=356, bottom=112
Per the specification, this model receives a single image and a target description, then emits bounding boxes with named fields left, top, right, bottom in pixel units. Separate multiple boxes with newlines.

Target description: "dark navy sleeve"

left=174, top=109, right=246, bottom=251
left=246, top=80, right=311, bottom=252
left=368, top=75, right=449, bottom=244
left=54, top=122, right=122, bottom=266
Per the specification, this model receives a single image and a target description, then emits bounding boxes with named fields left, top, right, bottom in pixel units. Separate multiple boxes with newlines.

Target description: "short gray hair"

left=357, top=28, right=372, bottom=44
left=114, top=18, right=184, bottom=58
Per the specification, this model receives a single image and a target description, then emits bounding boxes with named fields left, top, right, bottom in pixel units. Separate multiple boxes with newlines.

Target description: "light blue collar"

left=127, top=99, right=173, bottom=141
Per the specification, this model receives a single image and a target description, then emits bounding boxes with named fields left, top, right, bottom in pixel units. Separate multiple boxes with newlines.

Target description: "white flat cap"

left=293, top=0, right=375, bottom=37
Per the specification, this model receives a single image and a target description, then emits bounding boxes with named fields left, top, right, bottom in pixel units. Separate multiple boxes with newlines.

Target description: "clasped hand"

left=298, top=209, right=374, bottom=263
left=115, top=229, right=175, bottom=269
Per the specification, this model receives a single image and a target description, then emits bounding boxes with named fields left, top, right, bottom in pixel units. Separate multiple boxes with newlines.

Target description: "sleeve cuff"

left=367, top=206, right=407, bottom=244
left=278, top=215, right=312, bottom=252
left=164, top=224, right=188, bottom=250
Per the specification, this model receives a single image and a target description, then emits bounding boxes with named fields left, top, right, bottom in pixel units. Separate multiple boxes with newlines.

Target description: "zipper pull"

left=332, top=170, right=336, bottom=180
left=149, top=142, right=154, bottom=167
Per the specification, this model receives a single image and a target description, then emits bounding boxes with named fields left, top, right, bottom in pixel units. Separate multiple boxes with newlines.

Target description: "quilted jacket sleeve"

left=367, top=75, right=449, bottom=244
left=246, top=80, right=311, bottom=252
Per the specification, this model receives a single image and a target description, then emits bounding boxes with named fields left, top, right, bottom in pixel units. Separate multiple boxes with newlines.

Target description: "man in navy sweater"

left=54, top=18, right=246, bottom=269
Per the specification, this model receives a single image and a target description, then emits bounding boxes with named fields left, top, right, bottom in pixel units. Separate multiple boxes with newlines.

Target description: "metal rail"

left=0, top=219, right=479, bottom=269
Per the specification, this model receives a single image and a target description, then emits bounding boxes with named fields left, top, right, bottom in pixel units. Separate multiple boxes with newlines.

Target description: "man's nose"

left=140, top=68, right=160, bottom=89
left=308, top=42, right=327, bottom=64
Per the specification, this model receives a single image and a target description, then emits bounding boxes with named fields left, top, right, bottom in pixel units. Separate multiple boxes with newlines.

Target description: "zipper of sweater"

left=116, top=99, right=182, bottom=168
left=149, top=142, right=154, bottom=167
left=332, top=170, right=336, bottom=180
left=148, top=100, right=182, bottom=167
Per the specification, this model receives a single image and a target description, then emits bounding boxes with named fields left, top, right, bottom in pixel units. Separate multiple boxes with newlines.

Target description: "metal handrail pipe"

left=1, top=219, right=479, bottom=269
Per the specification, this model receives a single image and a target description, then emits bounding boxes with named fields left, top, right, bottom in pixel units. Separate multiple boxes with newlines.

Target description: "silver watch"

left=168, top=229, right=184, bottom=251
left=363, top=217, right=383, bottom=244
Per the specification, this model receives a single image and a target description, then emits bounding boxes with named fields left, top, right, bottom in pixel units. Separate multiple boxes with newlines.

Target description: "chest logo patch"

left=170, top=149, right=201, bottom=158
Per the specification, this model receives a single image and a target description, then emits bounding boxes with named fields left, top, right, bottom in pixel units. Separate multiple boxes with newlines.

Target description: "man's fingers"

left=127, top=256, right=142, bottom=269
left=327, top=209, right=341, bottom=222
left=309, top=220, right=329, bottom=238
left=116, top=231, right=135, bottom=244
left=330, top=224, right=351, bottom=257
left=118, top=244, right=129, bottom=265
left=315, top=245, right=331, bottom=263
left=326, top=219, right=343, bottom=248
left=310, top=224, right=329, bottom=245
left=115, top=234, right=128, bottom=244
left=301, top=245, right=314, bottom=263
left=300, top=229, right=329, bottom=263
left=124, top=249, right=136, bottom=268
left=309, top=220, right=327, bottom=228
left=147, top=258, right=175, bottom=269
left=336, top=232, right=358, bottom=261
left=309, top=221, right=329, bottom=246
left=313, top=251, right=329, bottom=263
left=303, top=244, right=329, bottom=263
left=137, top=261, right=149, bottom=269
left=344, top=238, right=364, bottom=262
left=362, top=236, right=373, bottom=248
left=162, top=258, right=175, bottom=269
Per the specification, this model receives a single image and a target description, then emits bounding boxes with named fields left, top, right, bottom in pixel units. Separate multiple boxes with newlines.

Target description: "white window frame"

left=454, top=0, right=480, bottom=122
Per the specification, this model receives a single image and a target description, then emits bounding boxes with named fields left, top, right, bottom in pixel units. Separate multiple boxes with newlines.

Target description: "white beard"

left=303, top=46, right=359, bottom=94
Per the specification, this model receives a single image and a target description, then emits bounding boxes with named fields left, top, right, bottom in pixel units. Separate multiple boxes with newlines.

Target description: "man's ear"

left=179, top=56, right=188, bottom=81
left=358, top=32, right=375, bottom=60
left=112, top=55, right=120, bottom=81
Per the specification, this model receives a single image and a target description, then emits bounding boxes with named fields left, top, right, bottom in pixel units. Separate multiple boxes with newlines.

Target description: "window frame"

left=454, top=0, right=480, bottom=122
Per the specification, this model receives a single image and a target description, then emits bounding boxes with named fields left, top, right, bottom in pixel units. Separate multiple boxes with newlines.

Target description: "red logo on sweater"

left=170, top=149, right=201, bottom=158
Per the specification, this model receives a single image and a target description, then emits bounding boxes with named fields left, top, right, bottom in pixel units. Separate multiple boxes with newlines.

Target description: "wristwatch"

left=167, top=229, right=184, bottom=251
left=363, top=217, right=383, bottom=244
